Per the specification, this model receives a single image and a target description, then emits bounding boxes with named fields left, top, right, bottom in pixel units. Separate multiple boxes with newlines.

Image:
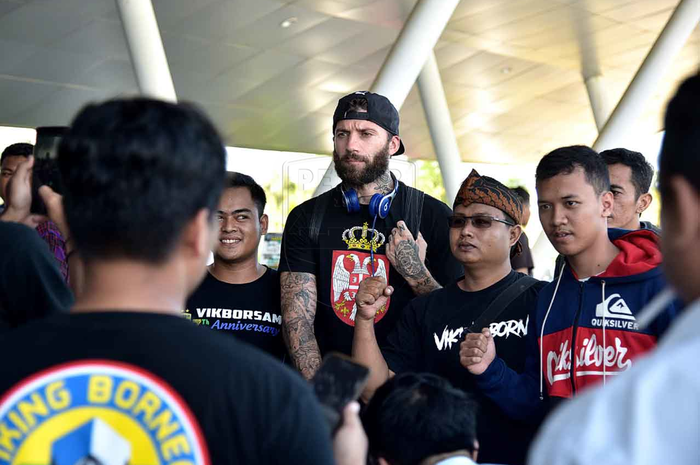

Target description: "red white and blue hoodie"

left=475, top=228, right=681, bottom=422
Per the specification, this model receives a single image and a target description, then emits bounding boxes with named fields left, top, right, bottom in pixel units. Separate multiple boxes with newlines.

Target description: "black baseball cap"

left=332, top=91, right=405, bottom=155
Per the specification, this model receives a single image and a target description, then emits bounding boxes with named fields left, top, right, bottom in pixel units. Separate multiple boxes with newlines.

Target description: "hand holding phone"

left=311, top=353, right=370, bottom=434
left=30, top=126, right=68, bottom=215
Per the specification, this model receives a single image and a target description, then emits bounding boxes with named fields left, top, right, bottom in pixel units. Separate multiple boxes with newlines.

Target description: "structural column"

left=313, top=0, right=462, bottom=196
left=417, top=53, right=463, bottom=204
left=584, top=74, right=613, bottom=131
left=115, top=0, right=177, bottom=102
left=593, top=0, right=700, bottom=151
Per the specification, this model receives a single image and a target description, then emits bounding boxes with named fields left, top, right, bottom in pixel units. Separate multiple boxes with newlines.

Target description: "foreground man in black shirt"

left=186, top=172, right=286, bottom=360
left=0, top=99, right=336, bottom=464
left=352, top=170, right=545, bottom=465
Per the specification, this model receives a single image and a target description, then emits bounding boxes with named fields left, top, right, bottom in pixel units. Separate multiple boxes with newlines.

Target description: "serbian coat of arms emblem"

left=331, top=222, right=391, bottom=326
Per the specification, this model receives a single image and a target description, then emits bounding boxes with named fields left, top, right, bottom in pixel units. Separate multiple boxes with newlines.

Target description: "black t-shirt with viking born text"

left=185, top=267, right=287, bottom=361
left=279, top=183, right=462, bottom=357
left=382, top=271, right=546, bottom=465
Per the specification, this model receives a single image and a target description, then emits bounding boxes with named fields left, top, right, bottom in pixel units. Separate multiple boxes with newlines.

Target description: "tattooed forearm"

left=412, top=275, right=441, bottom=295
left=393, top=241, right=441, bottom=296
left=394, top=241, right=426, bottom=279
left=281, top=272, right=322, bottom=380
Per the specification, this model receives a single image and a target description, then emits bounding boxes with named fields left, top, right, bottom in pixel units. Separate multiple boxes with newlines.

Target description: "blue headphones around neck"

left=341, top=172, right=399, bottom=219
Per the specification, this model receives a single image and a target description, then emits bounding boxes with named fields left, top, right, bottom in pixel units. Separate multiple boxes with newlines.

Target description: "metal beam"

left=115, top=0, right=177, bottom=102
left=371, top=0, right=463, bottom=109
left=313, top=0, right=462, bottom=196
left=417, top=53, right=463, bottom=204
left=584, top=75, right=612, bottom=132
left=593, top=0, right=700, bottom=151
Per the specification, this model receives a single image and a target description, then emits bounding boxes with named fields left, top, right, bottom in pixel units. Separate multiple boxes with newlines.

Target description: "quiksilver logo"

left=595, top=294, right=636, bottom=321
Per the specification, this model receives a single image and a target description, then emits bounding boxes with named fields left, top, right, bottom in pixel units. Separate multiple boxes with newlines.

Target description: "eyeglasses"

left=447, top=215, right=515, bottom=229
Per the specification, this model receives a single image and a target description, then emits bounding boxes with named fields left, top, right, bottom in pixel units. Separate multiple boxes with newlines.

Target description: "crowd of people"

left=0, top=71, right=698, bottom=464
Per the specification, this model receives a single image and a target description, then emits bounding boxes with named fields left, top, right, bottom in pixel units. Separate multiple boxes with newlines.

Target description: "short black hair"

left=512, top=186, right=530, bottom=204
left=659, top=73, right=700, bottom=198
left=59, top=98, right=226, bottom=263
left=1, top=143, right=33, bottom=164
left=224, top=172, right=266, bottom=217
left=536, top=145, right=610, bottom=195
left=600, top=148, right=654, bottom=198
left=363, top=373, right=478, bottom=465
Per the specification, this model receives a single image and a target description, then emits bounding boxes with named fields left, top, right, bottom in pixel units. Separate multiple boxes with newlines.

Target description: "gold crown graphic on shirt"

left=343, top=222, right=386, bottom=252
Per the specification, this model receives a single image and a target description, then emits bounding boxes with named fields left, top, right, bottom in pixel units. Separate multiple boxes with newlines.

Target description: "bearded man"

left=279, top=91, right=462, bottom=379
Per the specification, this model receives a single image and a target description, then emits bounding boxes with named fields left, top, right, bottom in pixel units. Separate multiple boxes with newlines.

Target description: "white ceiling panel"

left=228, top=3, right=330, bottom=49
left=335, top=0, right=413, bottom=28
left=0, top=2, right=90, bottom=47
left=0, top=77, right=59, bottom=123
left=0, top=0, right=695, bottom=165
left=0, top=0, right=24, bottom=18
left=274, top=17, right=368, bottom=57
left=449, top=0, right=559, bottom=35
left=219, top=49, right=306, bottom=83
left=150, top=0, right=219, bottom=31
left=292, top=0, right=356, bottom=16
left=0, top=38, right=40, bottom=74
left=174, top=0, right=283, bottom=41
left=13, top=86, right=109, bottom=127
left=54, top=19, right=129, bottom=58
left=315, top=26, right=398, bottom=65
left=11, top=47, right=103, bottom=84
left=73, top=58, right=137, bottom=93
left=163, top=34, right=257, bottom=78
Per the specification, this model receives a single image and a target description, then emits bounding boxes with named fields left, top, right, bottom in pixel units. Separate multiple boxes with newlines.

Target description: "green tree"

left=415, top=160, right=447, bottom=203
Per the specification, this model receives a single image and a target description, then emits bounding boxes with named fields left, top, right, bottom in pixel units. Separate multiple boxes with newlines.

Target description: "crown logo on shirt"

left=343, top=223, right=385, bottom=252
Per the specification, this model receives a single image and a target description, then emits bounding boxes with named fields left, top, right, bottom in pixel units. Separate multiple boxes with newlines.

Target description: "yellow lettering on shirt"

left=87, top=375, right=113, bottom=404
left=161, top=434, right=191, bottom=460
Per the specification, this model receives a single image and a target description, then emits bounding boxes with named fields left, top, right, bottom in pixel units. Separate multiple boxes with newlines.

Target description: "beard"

left=333, top=140, right=391, bottom=188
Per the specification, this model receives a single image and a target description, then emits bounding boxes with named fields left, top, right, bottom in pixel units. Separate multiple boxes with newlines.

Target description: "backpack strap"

left=403, top=184, right=424, bottom=239
left=310, top=189, right=333, bottom=245
left=467, top=275, right=539, bottom=333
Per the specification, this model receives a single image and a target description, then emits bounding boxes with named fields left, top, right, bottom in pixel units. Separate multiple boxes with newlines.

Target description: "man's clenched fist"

left=355, top=277, right=393, bottom=322
left=459, top=328, right=496, bottom=375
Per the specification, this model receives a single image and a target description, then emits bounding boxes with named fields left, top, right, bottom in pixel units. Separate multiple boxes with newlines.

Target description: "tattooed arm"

left=281, top=271, right=322, bottom=380
left=385, top=220, right=441, bottom=296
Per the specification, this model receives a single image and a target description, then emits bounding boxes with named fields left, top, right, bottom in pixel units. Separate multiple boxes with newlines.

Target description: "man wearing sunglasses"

left=352, top=170, right=546, bottom=465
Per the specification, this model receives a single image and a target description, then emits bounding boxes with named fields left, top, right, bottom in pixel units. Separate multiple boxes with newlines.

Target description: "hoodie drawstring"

left=601, top=280, right=607, bottom=385
left=540, top=262, right=566, bottom=400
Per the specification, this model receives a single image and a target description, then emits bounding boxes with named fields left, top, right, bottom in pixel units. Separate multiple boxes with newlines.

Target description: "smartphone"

left=311, top=353, right=370, bottom=434
left=30, top=126, right=68, bottom=215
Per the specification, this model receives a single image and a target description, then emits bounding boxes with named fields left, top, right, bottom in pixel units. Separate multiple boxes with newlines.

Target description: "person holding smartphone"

left=1, top=141, right=69, bottom=282
left=0, top=155, right=72, bottom=332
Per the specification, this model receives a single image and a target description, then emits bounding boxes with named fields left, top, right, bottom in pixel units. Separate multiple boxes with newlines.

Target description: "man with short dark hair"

left=280, top=91, right=461, bottom=380
left=185, top=171, right=287, bottom=360
left=528, top=72, right=700, bottom=465
left=462, top=145, right=678, bottom=423
left=0, top=99, right=335, bottom=464
left=510, top=186, right=534, bottom=275
left=1, top=141, right=69, bottom=281
left=363, top=373, right=479, bottom=465
left=600, top=148, right=657, bottom=232
left=0, top=142, right=33, bottom=205
left=353, top=170, right=545, bottom=464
